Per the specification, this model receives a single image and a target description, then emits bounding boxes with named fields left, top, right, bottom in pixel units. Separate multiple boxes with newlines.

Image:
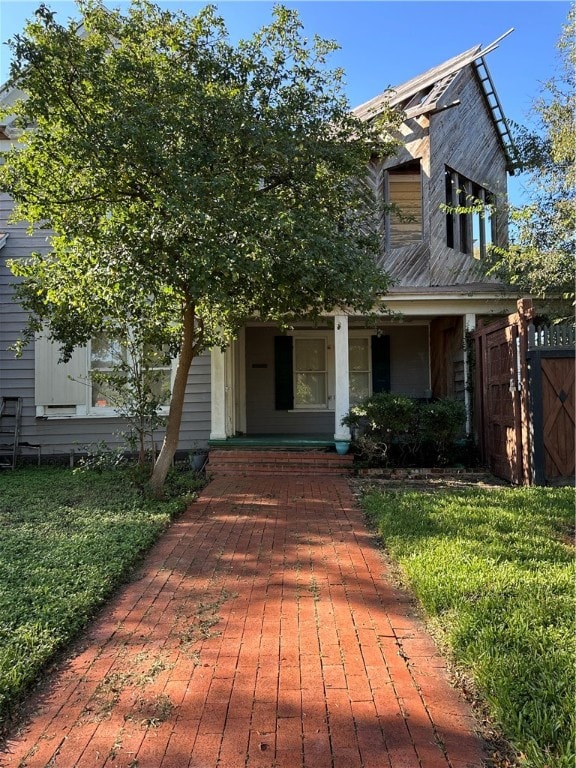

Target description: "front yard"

left=0, top=466, right=203, bottom=732
left=361, top=483, right=574, bottom=768
left=0, top=467, right=573, bottom=768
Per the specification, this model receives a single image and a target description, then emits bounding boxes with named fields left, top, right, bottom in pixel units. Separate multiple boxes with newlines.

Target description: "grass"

left=361, top=484, right=575, bottom=768
left=0, top=465, right=203, bottom=730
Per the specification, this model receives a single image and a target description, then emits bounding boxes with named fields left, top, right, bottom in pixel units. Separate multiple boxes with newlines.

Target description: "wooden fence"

left=474, top=301, right=574, bottom=485
left=527, top=321, right=575, bottom=485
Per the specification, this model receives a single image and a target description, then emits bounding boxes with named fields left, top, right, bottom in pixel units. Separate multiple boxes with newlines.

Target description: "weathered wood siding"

left=428, top=67, right=507, bottom=287
left=430, top=317, right=465, bottom=398
left=368, top=65, right=508, bottom=291
left=0, top=194, right=211, bottom=455
left=372, top=116, right=432, bottom=286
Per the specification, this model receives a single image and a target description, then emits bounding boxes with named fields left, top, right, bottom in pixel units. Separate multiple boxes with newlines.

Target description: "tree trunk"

left=150, top=301, right=196, bottom=497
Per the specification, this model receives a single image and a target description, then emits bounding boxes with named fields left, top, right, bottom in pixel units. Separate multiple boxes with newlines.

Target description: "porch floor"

left=208, top=433, right=336, bottom=449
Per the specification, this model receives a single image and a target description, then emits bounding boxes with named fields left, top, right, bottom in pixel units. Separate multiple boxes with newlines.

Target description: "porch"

left=207, top=297, right=519, bottom=447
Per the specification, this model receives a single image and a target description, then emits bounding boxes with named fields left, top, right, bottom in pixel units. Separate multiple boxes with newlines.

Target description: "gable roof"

left=353, top=30, right=518, bottom=173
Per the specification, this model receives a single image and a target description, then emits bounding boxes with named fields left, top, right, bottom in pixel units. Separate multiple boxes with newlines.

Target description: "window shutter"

left=35, top=333, right=87, bottom=406
left=371, top=335, right=390, bottom=393
left=274, top=335, right=293, bottom=410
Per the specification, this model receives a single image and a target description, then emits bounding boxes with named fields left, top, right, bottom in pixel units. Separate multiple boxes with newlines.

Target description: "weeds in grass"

left=362, top=485, right=574, bottom=768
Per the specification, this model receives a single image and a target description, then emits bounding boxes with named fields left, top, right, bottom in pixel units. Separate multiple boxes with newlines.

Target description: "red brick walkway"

left=3, top=476, right=485, bottom=768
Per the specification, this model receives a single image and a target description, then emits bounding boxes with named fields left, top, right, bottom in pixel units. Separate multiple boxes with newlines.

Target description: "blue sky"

left=0, top=1, right=570, bottom=203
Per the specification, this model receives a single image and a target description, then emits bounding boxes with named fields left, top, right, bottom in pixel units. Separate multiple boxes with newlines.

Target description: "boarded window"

left=35, top=332, right=87, bottom=408
left=388, top=161, right=422, bottom=249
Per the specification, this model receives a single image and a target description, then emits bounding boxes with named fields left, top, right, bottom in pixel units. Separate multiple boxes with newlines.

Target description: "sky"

left=0, top=0, right=570, bottom=203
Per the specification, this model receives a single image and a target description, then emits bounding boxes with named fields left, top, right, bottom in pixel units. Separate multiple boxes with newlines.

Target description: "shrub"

left=343, top=393, right=466, bottom=467
left=419, top=398, right=466, bottom=465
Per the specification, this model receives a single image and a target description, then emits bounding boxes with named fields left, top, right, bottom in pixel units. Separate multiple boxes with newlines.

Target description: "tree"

left=0, top=0, right=400, bottom=494
left=485, top=9, right=575, bottom=304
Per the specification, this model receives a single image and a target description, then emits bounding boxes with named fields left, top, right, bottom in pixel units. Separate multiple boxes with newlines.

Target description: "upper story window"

left=445, top=168, right=495, bottom=259
left=386, top=160, right=423, bottom=250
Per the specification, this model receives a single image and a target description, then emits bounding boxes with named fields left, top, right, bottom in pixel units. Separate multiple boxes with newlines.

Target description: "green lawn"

left=361, top=484, right=575, bottom=768
left=0, top=466, right=203, bottom=730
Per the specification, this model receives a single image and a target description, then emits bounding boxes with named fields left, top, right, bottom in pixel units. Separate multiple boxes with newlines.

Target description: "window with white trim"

left=89, top=334, right=127, bottom=410
left=89, top=333, right=172, bottom=415
left=348, top=337, right=371, bottom=404
left=294, top=337, right=327, bottom=408
left=34, top=331, right=174, bottom=418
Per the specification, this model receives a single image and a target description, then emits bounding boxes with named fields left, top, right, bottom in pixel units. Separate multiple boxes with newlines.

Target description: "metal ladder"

left=0, top=397, right=41, bottom=469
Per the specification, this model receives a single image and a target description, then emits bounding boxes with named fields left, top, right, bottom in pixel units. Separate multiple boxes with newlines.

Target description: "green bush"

left=419, top=398, right=466, bottom=465
left=343, top=392, right=466, bottom=466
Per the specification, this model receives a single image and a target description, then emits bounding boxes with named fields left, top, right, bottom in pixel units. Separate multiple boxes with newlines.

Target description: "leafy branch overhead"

left=0, top=0, right=401, bottom=492
left=486, top=9, right=575, bottom=303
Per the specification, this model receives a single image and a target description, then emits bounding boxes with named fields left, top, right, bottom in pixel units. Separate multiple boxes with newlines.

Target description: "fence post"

left=517, top=299, right=534, bottom=485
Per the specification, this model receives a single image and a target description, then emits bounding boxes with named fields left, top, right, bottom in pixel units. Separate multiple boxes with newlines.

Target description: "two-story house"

left=0, top=35, right=521, bottom=461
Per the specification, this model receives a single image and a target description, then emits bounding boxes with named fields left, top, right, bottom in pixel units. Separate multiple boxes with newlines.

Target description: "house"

left=0, top=35, right=522, bottom=461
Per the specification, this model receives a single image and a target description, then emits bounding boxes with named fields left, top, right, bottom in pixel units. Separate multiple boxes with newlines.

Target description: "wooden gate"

left=528, top=325, right=575, bottom=484
left=473, top=307, right=531, bottom=484
left=474, top=303, right=574, bottom=485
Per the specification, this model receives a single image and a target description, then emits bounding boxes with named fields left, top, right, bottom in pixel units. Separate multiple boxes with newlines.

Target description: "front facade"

left=0, top=38, right=522, bottom=458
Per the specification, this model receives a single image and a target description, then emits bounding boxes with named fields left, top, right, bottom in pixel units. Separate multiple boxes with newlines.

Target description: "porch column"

left=334, top=314, right=351, bottom=441
left=210, top=346, right=227, bottom=440
left=463, top=314, right=476, bottom=434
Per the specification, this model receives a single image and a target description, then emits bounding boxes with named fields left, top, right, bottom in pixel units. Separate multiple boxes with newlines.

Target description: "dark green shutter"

left=274, top=336, right=294, bottom=410
left=371, top=335, right=390, bottom=393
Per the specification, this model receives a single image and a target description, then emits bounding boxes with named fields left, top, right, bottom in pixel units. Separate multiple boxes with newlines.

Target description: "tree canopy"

left=0, top=0, right=399, bottom=492
left=485, top=9, right=575, bottom=305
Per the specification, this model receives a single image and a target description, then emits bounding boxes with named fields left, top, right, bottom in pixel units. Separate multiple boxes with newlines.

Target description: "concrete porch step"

left=207, top=449, right=354, bottom=477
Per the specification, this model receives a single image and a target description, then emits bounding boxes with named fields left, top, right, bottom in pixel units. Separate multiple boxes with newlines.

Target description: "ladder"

left=475, top=56, right=519, bottom=172
left=0, top=397, right=41, bottom=469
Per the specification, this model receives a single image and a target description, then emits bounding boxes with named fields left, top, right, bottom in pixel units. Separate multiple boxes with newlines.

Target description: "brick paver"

left=2, top=476, right=485, bottom=767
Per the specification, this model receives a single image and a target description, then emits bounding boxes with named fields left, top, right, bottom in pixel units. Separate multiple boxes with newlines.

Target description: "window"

left=89, top=333, right=172, bottom=414
left=34, top=330, right=174, bottom=418
left=273, top=332, right=389, bottom=412
left=386, top=160, right=423, bottom=249
left=445, top=168, right=496, bottom=259
left=89, top=334, right=127, bottom=409
left=294, top=338, right=327, bottom=408
left=349, top=337, right=371, bottom=404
